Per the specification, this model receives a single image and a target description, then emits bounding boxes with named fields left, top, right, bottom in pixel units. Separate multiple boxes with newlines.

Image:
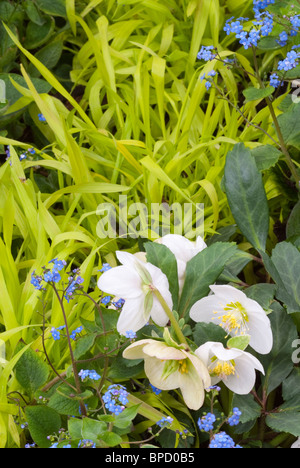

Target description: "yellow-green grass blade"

left=2, top=24, right=96, bottom=129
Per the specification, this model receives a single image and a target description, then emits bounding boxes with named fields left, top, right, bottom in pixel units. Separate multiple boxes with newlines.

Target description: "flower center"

left=210, top=359, right=235, bottom=379
left=161, top=358, right=189, bottom=380
left=214, top=301, right=249, bottom=336
left=178, top=359, right=189, bottom=374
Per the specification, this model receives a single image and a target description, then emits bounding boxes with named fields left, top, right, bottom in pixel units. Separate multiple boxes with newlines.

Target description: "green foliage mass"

left=0, top=0, right=300, bottom=450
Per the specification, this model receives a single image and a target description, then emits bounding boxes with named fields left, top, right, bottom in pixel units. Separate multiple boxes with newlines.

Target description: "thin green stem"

left=252, top=47, right=300, bottom=189
left=152, top=287, right=188, bottom=347
left=40, top=296, right=77, bottom=392
left=270, top=432, right=293, bottom=448
left=52, top=284, right=87, bottom=416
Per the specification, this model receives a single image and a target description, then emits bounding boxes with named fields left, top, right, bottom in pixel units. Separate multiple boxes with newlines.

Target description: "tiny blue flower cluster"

left=197, top=406, right=242, bottom=447
left=31, top=258, right=67, bottom=291
left=64, top=269, right=84, bottom=302
left=70, top=325, right=84, bottom=340
left=78, top=369, right=101, bottom=381
left=49, top=442, right=72, bottom=448
left=101, top=295, right=111, bottom=305
left=223, top=10, right=274, bottom=50
left=50, top=325, right=84, bottom=341
left=31, top=260, right=85, bottom=307
left=200, top=70, right=218, bottom=90
left=5, top=145, right=36, bottom=165
left=99, top=263, right=112, bottom=272
left=197, top=412, right=216, bottom=432
left=50, top=325, right=66, bottom=341
left=124, top=330, right=137, bottom=340
left=30, top=272, right=44, bottom=290
left=38, top=113, right=47, bottom=123
left=103, top=384, right=129, bottom=415
left=277, top=48, right=300, bottom=72
left=197, top=45, right=217, bottom=61
left=209, top=431, right=242, bottom=448
left=100, top=294, right=125, bottom=309
left=78, top=439, right=96, bottom=448
left=269, top=73, right=281, bottom=88
left=150, top=383, right=162, bottom=395
left=156, top=416, right=173, bottom=428
left=112, top=298, right=125, bottom=309
left=227, top=407, right=242, bottom=426
left=197, top=1, right=300, bottom=92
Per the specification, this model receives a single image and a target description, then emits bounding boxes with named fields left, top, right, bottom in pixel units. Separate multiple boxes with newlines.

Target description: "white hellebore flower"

left=195, top=341, right=264, bottom=394
left=156, top=234, right=207, bottom=291
left=190, top=284, right=273, bottom=354
left=97, top=251, right=173, bottom=335
left=291, top=438, right=300, bottom=448
left=123, top=332, right=211, bottom=410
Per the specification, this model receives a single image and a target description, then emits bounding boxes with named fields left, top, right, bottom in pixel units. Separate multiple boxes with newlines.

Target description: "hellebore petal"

left=195, top=341, right=264, bottom=395
left=123, top=336, right=211, bottom=410
left=156, top=234, right=207, bottom=292
left=98, top=265, right=141, bottom=299
left=190, top=284, right=273, bottom=354
left=98, top=251, right=173, bottom=334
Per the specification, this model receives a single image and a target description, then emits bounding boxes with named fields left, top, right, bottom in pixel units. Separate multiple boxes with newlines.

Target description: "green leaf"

left=48, top=387, right=83, bottom=416
left=243, top=86, right=275, bottom=102
left=144, top=241, right=179, bottom=310
left=114, top=404, right=140, bottom=429
left=282, top=369, right=300, bottom=402
left=259, top=302, right=298, bottom=394
left=227, top=334, right=250, bottom=350
left=0, top=2, right=15, bottom=21
left=178, top=242, right=237, bottom=317
left=250, top=144, right=282, bottom=171
left=24, top=0, right=46, bottom=25
left=232, top=393, right=261, bottom=423
left=100, top=431, right=123, bottom=447
left=25, top=406, right=61, bottom=448
left=0, top=23, right=17, bottom=69
left=261, top=242, right=300, bottom=313
left=244, top=283, right=276, bottom=310
left=35, top=0, right=66, bottom=17
left=24, top=16, right=55, bottom=50
left=219, top=250, right=252, bottom=283
left=81, top=418, right=107, bottom=442
left=73, top=333, right=97, bottom=360
left=277, top=102, right=300, bottom=148
left=0, top=73, right=52, bottom=106
left=224, top=143, right=269, bottom=251
left=108, top=356, right=144, bottom=379
left=68, top=418, right=83, bottom=440
left=193, top=322, right=227, bottom=348
left=14, top=346, right=49, bottom=397
left=28, top=40, right=63, bottom=76
left=286, top=200, right=300, bottom=238
left=266, top=411, right=300, bottom=437
left=257, top=36, right=283, bottom=50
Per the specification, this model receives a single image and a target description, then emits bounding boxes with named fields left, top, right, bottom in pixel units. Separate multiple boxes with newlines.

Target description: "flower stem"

left=52, top=284, right=87, bottom=416
left=252, top=47, right=300, bottom=189
left=152, top=287, right=188, bottom=347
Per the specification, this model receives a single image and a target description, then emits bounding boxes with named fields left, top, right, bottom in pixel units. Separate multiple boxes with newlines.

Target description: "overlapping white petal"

left=123, top=338, right=211, bottom=410
left=195, top=341, right=264, bottom=394
left=190, top=284, right=273, bottom=354
left=156, top=234, right=207, bottom=291
left=97, top=251, right=173, bottom=334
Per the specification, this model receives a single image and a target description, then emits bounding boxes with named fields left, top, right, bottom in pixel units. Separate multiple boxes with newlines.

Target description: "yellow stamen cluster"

left=213, top=360, right=235, bottom=377
left=214, top=301, right=249, bottom=336
left=221, top=313, right=240, bottom=333
left=178, top=359, right=189, bottom=374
